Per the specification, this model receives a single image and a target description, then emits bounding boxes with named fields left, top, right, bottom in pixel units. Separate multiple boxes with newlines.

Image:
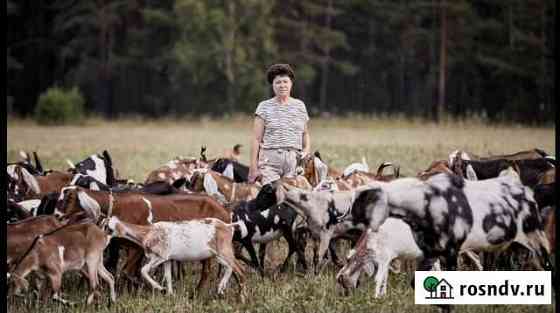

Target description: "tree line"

left=6, top=0, right=555, bottom=123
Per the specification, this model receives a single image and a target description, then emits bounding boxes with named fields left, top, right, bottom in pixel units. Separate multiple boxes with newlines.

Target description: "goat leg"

left=97, top=262, right=116, bottom=302
left=195, top=260, right=210, bottom=292
left=164, top=261, right=174, bottom=295
left=140, top=255, right=166, bottom=291
left=258, top=243, right=267, bottom=272
left=328, top=239, right=344, bottom=268
left=279, top=230, right=299, bottom=273
left=242, top=241, right=263, bottom=276
left=314, top=233, right=333, bottom=275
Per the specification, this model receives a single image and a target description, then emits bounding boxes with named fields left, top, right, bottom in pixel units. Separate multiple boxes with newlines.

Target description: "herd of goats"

left=6, top=146, right=556, bottom=309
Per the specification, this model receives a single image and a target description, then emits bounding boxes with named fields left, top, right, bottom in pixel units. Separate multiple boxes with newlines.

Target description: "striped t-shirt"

left=255, top=97, right=309, bottom=150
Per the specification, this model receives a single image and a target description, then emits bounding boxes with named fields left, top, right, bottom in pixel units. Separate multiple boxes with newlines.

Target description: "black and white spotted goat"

left=230, top=184, right=307, bottom=275
left=275, top=183, right=386, bottom=274
left=366, top=173, right=551, bottom=272
left=67, top=150, right=117, bottom=187
left=277, top=172, right=552, bottom=276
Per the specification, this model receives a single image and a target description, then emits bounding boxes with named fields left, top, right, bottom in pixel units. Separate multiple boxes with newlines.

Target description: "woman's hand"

left=248, top=167, right=262, bottom=184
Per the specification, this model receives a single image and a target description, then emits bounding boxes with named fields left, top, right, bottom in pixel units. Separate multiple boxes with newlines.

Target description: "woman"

left=248, top=64, right=310, bottom=185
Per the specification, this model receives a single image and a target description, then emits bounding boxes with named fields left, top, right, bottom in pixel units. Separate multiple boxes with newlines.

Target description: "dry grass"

left=6, top=116, right=555, bottom=313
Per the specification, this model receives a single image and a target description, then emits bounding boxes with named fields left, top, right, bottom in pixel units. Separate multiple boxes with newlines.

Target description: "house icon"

left=427, top=278, right=454, bottom=299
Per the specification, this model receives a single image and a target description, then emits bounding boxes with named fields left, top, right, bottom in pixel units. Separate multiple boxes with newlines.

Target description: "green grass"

left=7, top=116, right=555, bottom=313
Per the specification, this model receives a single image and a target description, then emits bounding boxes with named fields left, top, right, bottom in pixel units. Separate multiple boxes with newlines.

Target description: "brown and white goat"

left=189, top=169, right=260, bottom=203
left=145, top=157, right=202, bottom=186
left=55, top=186, right=232, bottom=290
left=106, top=216, right=246, bottom=299
left=8, top=165, right=72, bottom=201
left=9, top=223, right=116, bottom=305
left=299, top=152, right=342, bottom=187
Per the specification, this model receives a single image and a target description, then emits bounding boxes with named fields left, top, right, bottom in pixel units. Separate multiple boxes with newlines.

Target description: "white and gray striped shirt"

left=255, top=97, right=309, bottom=150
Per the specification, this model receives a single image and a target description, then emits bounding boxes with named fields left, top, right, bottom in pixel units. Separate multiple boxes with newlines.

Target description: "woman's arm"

left=302, top=122, right=310, bottom=156
left=249, top=116, right=265, bottom=182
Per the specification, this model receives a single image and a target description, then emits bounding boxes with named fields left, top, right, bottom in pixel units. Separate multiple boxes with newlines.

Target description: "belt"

left=262, top=147, right=301, bottom=152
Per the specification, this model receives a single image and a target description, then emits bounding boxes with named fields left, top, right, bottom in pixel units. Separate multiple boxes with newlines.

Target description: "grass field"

left=6, top=116, right=556, bottom=313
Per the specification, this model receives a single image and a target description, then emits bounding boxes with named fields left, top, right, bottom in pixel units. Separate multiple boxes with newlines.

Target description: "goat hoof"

left=295, top=265, right=307, bottom=274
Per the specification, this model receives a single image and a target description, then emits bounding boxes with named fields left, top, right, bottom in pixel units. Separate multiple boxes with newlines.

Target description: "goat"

left=7, top=215, right=64, bottom=268
left=7, top=164, right=73, bottom=201
left=54, top=186, right=231, bottom=291
left=452, top=155, right=554, bottom=189
left=360, top=173, right=551, bottom=272
left=67, top=150, right=117, bottom=187
left=226, top=177, right=312, bottom=273
left=336, top=218, right=482, bottom=297
left=106, top=216, right=246, bottom=299
left=210, top=158, right=249, bottom=183
left=9, top=222, right=116, bottom=305
left=190, top=169, right=260, bottom=203
left=7, top=200, right=32, bottom=222
left=299, top=151, right=341, bottom=187
left=417, top=160, right=453, bottom=180
left=275, top=183, right=388, bottom=274
left=144, top=157, right=202, bottom=186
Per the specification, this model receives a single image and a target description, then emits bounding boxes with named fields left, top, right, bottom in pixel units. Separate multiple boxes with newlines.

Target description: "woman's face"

left=272, top=75, right=292, bottom=97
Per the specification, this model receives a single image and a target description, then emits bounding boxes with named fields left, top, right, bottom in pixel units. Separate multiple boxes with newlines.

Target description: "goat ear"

left=66, top=159, right=76, bottom=169
left=20, top=167, right=41, bottom=194
left=465, top=164, right=478, bottom=180
left=33, top=152, right=44, bottom=174
left=172, top=178, right=187, bottom=189
left=102, top=150, right=113, bottom=166
left=77, top=190, right=101, bottom=221
left=313, top=150, right=322, bottom=160
left=19, top=150, right=29, bottom=162
left=203, top=173, right=225, bottom=201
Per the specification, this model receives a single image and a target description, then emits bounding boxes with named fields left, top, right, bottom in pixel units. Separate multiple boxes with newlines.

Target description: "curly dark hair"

left=266, top=64, right=295, bottom=84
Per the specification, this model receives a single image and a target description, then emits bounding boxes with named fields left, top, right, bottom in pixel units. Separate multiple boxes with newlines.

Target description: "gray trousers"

left=258, top=148, right=300, bottom=185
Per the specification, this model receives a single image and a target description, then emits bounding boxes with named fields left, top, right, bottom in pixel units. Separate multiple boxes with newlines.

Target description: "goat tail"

left=227, top=221, right=243, bottom=229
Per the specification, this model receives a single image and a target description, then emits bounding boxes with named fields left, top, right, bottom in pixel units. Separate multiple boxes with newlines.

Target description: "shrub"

left=34, top=86, right=85, bottom=125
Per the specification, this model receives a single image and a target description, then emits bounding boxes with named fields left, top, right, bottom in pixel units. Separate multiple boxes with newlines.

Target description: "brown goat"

left=9, top=223, right=115, bottom=305
left=417, top=160, right=453, bottom=180
left=333, top=162, right=400, bottom=190
left=7, top=216, right=64, bottom=268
